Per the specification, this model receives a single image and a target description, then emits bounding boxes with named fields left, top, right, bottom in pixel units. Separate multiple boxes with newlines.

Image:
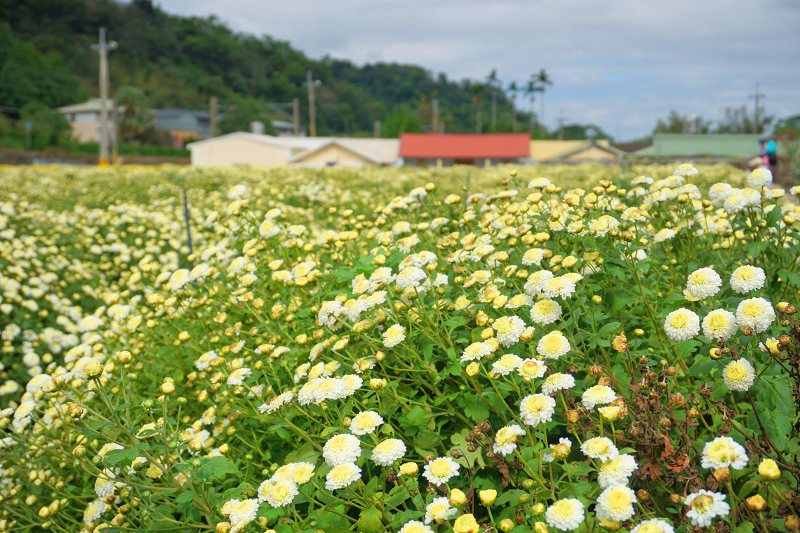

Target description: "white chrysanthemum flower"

left=515, top=358, right=546, bottom=382
left=398, top=520, right=435, bottom=533
left=258, top=479, right=298, bottom=507
left=259, top=218, right=281, bottom=238
left=522, top=248, right=546, bottom=266
left=596, top=485, right=637, bottom=522
left=349, top=411, right=384, bottom=435
left=663, top=308, right=700, bottom=341
left=746, top=167, right=772, bottom=188
left=701, top=436, right=748, bottom=469
left=545, top=498, right=585, bottom=531
left=493, top=315, right=526, bottom=347
left=396, top=266, right=427, bottom=289
left=541, top=372, right=575, bottom=394
left=598, top=453, right=638, bottom=488
left=735, top=297, right=775, bottom=333
left=530, top=299, right=562, bottom=325
left=492, top=424, right=526, bottom=456
left=540, top=276, right=577, bottom=299
left=325, top=463, right=361, bottom=490
left=492, top=353, right=523, bottom=376
left=581, top=384, right=617, bottom=410
left=422, top=457, right=460, bottom=486
left=322, top=434, right=361, bottom=466
left=222, top=498, right=259, bottom=533
left=653, top=227, right=676, bottom=242
left=424, top=496, right=457, bottom=524
left=226, top=367, right=252, bottom=386
left=461, top=341, right=493, bottom=362
left=685, top=490, right=730, bottom=527
left=371, top=438, right=407, bottom=466
left=631, top=518, right=675, bottom=533
left=272, top=462, right=315, bottom=485
left=520, top=393, right=556, bottom=426
left=730, top=265, right=766, bottom=294
left=94, top=469, right=116, bottom=498
left=83, top=498, right=107, bottom=525
left=709, top=182, right=733, bottom=204
left=722, top=358, right=756, bottom=392
left=524, top=270, right=555, bottom=296
left=581, top=437, right=619, bottom=462
left=701, top=309, right=738, bottom=340
left=685, top=267, right=722, bottom=300
left=383, top=324, right=406, bottom=347
left=536, top=331, right=570, bottom=359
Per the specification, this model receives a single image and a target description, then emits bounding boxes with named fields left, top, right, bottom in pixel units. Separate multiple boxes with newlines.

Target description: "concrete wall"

left=190, top=137, right=291, bottom=167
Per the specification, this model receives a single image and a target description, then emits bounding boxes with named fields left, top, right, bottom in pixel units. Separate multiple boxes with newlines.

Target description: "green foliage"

left=20, top=101, right=71, bottom=149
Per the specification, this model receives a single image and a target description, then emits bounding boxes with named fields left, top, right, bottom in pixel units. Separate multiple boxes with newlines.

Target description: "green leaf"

left=356, top=506, right=383, bottom=533
left=197, top=456, right=239, bottom=482
left=104, top=447, right=140, bottom=466
left=399, top=405, right=428, bottom=429
left=458, top=394, right=489, bottom=423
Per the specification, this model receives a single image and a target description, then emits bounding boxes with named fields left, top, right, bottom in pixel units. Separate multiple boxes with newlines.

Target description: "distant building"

left=154, top=109, right=211, bottom=147
left=57, top=98, right=116, bottom=143
left=635, top=134, right=761, bottom=159
left=399, top=133, right=530, bottom=166
left=530, top=139, right=623, bottom=163
left=187, top=133, right=398, bottom=167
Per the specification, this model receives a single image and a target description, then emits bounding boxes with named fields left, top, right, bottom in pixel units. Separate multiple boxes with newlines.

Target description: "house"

left=634, top=134, right=761, bottom=159
left=153, top=109, right=211, bottom=147
left=57, top=98, right=116, bottom=143
left=187, top=133, right=399, bottom=167
left=399, top=133, right=530, bottom=167
left=530, top=139, right=623, bottom=162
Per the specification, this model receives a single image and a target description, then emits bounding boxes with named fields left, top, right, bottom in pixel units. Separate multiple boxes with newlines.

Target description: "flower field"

left=1, top=162, right=799, bottom=533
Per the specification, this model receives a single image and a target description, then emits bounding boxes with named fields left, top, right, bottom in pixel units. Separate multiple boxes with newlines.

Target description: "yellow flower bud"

left=758, top=459, right=781, bottom=480
left=399, top=462, right=418, bottom=476
left=466, top=362, right=480, bottom=377
left=453, top=513, right=480, bottom=533
left=449, top=488, right=467, bottom=506
left=479, top=489, right=497, bottom=506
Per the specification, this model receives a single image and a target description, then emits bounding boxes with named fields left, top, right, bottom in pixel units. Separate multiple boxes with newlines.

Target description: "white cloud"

left=157, top=0, right=800, bottom=138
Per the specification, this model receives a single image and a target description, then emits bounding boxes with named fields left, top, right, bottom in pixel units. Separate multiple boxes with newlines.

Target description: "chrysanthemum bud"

left=600, top=519, right=621, bottom=531
left=453, top=514, right=480, bottom=533
left=479, top=489, right=497, bottom=506
left=746, top=494, right=767, bottom=512
left=758, top=459, right=781, bottom=480
left=534, top=522, right=550, bottom=533
left=532, top=503, right=546, bottom=516
left=399, top=462, right=418, bottom=476
left=466, top=362, right=480, bottom=377
left=712, top=467, right=731, bottom=482
left=499, top=518, right=515, bottom=532
left=449, top=488, right=467, bottom=506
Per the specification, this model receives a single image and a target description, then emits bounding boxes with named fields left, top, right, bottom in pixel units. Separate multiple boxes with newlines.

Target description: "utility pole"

left=748, top=83, right=766, bottom=134
left=305, top=70, right=321, bottom=137
left=490, top=91, right=497, bottom=132
left=292, top=97, right=300, bottom=135
left=90, top=27, right=117, bottom=165
left=557, top=109, right=567, bottom=140
left=209, top=96, right=218, bottom=137
left=432, top=98, right=439, bottom=133
left=373, top=119, right=381, bottom=138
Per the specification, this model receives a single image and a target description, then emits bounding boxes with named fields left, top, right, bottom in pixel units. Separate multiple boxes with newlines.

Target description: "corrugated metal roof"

left=638, top=134, right=762, bottom=158
left=399, top=133, right=530, bottom=159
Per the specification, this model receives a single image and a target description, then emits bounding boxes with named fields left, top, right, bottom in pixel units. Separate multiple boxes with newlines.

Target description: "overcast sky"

left=158, top=0, right=799, bottom=140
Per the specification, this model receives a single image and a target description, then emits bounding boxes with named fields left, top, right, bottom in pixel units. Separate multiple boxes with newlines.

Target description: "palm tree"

left=533, top=69, right=553, bottom=137
left=470, top=82, right=485, bottom=133
left=486, top=69, right=501, bottom=132
left=524, top=77, right=543, bottom=134
left=507, top=81, right=520, bottom=132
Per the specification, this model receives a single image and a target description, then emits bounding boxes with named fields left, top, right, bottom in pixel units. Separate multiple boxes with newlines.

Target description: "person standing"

left=765, top=137, right=778, bottom=175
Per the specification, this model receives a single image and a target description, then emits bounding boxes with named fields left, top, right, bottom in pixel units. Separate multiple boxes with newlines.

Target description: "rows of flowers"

left=0, top=163, right=798, bottom=532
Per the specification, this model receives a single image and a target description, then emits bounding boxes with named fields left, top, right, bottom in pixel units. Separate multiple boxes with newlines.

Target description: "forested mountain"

left=0, top=0, right=536, bottom=136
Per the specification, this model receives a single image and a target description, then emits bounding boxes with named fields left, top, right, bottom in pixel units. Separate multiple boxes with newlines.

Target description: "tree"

left=486, top=69, right=501, bottom=132
left=20, top=102, right=70, bottom=149
left=654, top=110, right=711, bottom=134
left=530, top=69, right=552, bottom=136
left=0, top=39, right=82, bottom=108
left=381, top=106, right=420, bottom=138
left=115, top=86, right=156, bottom=144
left=507, top=81, right=520, bottom=133
left=559, top=123, right=613, bottom=141
left=219, top=97, right=276, bottom=135
left=716, top=105, right=773, bottom=134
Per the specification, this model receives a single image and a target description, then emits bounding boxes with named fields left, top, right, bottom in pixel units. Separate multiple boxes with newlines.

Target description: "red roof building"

left=399, top=133, right=530, bottom=166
